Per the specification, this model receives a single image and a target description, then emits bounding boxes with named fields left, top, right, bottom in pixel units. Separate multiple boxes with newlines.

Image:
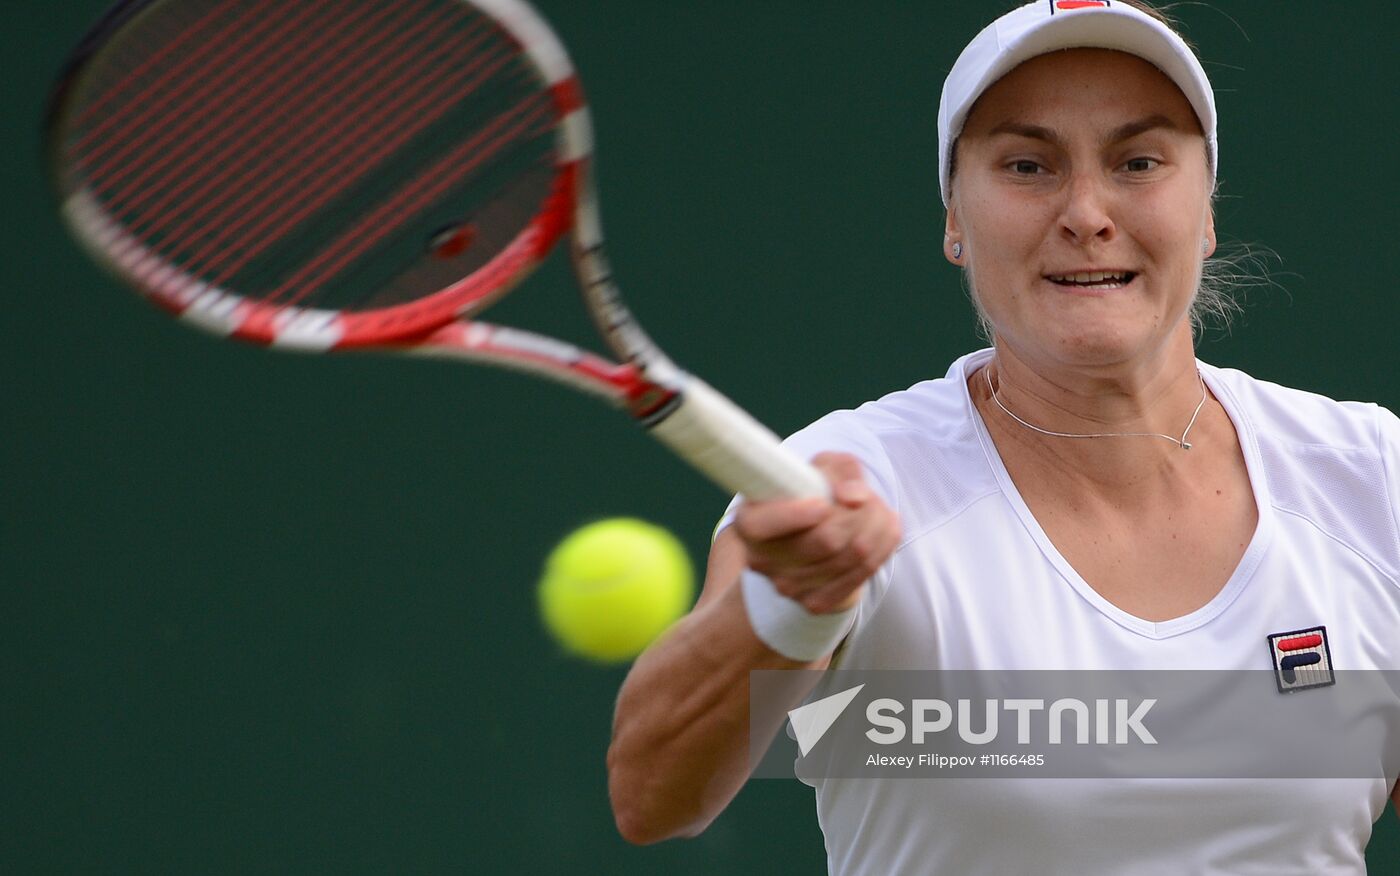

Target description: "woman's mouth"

left=1045, top=271, right=1137, bottom=290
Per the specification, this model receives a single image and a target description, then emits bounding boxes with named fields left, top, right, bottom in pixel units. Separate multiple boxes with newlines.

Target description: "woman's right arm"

left=606, top=453, right=899, bottom=844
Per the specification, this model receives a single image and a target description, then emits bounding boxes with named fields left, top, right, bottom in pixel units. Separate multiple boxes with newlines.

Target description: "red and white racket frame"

left=55, top=0, right=827, bottom=501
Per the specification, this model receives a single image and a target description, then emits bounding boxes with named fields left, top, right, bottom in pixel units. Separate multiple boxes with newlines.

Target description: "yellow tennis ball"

left=538, top=518, right=695, bottom=663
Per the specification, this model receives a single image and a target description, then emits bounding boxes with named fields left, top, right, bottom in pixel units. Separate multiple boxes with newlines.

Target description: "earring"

left=1203, top=239, right=1210, bottom=253
left=952, top=242, right=963, bottom=260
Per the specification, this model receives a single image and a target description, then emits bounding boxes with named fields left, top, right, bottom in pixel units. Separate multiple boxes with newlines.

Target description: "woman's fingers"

left=733, top=452, right=900, bottom=614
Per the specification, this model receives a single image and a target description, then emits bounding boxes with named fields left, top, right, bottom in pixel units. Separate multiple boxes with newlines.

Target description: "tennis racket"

left=45, top=0, right=826, bottom=501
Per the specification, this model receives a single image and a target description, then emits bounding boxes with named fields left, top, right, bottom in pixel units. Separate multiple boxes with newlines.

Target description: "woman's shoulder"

left=1207, top=363, right=1400, bottom=578
left=787, top=359, right=997, bottom=521
left=799, top=351, right=988, bottom=445
left=1203, top=362, right=1396, bottom=451
left=792, top=360, right=988, bottom=472
left=805, top=380, right=970, bottom=441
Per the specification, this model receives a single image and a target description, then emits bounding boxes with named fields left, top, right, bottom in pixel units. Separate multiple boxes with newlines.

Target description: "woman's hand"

left=732, top=452, right=900, bottom=615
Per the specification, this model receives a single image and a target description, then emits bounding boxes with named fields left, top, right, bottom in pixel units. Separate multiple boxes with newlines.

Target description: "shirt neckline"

left=956, top=348, right=1276, bottom=640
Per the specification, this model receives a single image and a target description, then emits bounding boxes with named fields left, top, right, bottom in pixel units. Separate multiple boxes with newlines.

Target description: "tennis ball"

left=538, top=518, right=695, bottom=663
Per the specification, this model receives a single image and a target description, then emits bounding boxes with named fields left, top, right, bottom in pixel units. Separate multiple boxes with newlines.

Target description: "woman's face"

left=947, top=48, right=1215, bottom=372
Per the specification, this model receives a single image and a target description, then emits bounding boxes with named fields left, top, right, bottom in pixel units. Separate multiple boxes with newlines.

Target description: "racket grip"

left=648, top=378, right=830, bottom=501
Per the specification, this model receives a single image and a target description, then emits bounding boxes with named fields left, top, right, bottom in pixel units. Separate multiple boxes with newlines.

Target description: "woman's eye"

left=1124, top=157, right=1159, bottom=172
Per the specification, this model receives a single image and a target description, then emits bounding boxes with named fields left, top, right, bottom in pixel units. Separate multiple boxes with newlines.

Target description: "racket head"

left=46, top=0, right=596, bottom=350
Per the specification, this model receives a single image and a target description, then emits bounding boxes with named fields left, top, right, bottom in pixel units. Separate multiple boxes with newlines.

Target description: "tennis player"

left=608, top=1, right=1400, bottom=871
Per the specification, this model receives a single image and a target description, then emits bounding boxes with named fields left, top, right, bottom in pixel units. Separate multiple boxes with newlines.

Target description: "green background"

left=6, top=0, right=1398, bottom=871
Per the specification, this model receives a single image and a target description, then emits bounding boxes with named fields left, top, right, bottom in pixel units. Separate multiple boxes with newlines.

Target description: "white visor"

left=937, top=0, right=1217, bottom=206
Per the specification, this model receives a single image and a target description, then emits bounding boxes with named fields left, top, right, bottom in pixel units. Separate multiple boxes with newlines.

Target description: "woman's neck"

left=971, top=338, right=1232, bottom=494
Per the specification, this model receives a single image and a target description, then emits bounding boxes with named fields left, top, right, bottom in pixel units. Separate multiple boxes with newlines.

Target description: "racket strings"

left=229, top=64, right=553, bottom=311
left=266, top=95, right=556, bottom=307
left=77, top=0, right=307, bottom=173
left=132, top=9, right=500, bottom=278
left=92, top=0, right=408, bottom=219
left=183, top=36, right=525, bottom=290
left=73, top=0, right=279, bottom=155
left=62, top=0, right=563, bottom=313
left=83, top=0, right=490, bottom=259
left=360, top=155, right=556, bottom=311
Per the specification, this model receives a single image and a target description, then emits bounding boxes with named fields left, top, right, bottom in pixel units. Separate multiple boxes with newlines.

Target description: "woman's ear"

left=944, top=203, right=964, bottom=265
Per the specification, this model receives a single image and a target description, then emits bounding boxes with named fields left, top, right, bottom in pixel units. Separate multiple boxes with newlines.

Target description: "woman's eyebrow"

left=1105, top=114, right=1181, bottom=144
left=984, top=114, right=1183, bottom=149
left=985, top=121, right=1065, bottom=149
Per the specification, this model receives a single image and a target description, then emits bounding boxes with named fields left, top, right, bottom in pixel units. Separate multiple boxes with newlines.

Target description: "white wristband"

left=740, top=569, right=857, bottom=662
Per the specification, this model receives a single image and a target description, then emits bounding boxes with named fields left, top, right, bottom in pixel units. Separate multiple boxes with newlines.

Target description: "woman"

left=607, top=2, right=1400, bottom=872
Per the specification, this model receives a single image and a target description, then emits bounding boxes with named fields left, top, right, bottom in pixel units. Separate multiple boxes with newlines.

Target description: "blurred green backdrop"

left=5, top=0, right=1397, bottom=871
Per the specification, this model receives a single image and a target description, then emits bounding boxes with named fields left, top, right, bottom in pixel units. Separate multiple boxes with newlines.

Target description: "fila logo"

left=1267, top=627, right=1335, bottom=693
left=1051, top=0, right=1112, bottom=11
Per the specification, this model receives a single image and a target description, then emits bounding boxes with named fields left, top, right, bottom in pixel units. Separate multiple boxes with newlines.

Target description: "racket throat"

left=625, top=381, right=681, bottom=423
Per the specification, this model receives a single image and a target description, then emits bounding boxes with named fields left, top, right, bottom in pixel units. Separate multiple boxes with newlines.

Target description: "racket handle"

left=648, top=378, right=830, bottom=501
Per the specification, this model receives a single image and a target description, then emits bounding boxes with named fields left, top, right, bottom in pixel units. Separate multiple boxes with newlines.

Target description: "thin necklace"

left=985, top=365, right=1208, bottom=450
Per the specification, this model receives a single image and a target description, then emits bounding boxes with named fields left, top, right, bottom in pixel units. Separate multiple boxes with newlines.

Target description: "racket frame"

left=48, top=0, right=830, bottom=500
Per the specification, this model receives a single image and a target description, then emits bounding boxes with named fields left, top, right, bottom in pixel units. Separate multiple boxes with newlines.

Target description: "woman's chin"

left=1005, top=327, right=1172, bottom=373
